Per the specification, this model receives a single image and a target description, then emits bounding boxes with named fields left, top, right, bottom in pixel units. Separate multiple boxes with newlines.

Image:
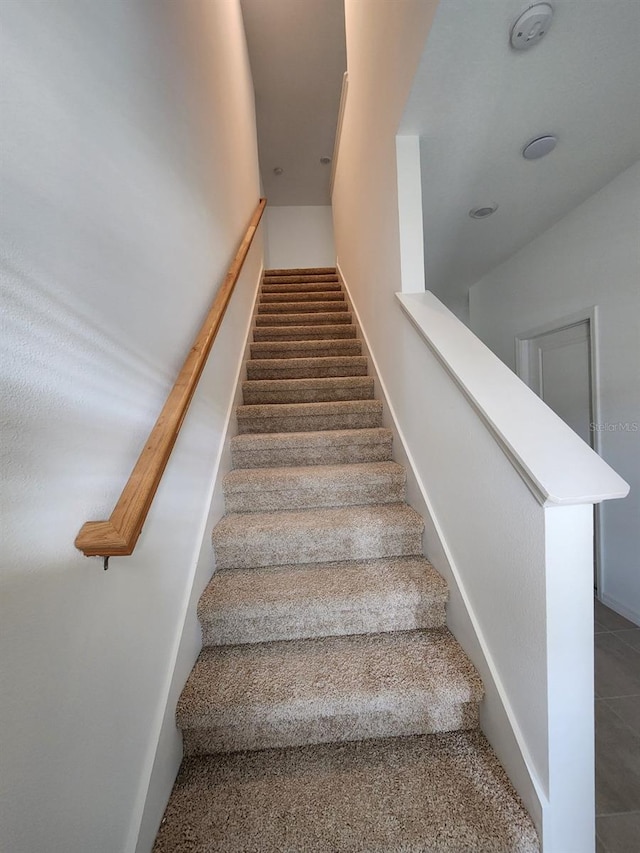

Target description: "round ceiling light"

left=273, top=167, right=284, bottom=175
left=469, top=203, right=498, bottom=220
left=522, top=135, right=557, bottom=160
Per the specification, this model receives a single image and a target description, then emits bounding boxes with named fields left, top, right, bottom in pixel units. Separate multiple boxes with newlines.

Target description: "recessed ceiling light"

left=273, top=167, right=283, bottom=175
left=320, top=156, right=331, bottom=165
left=469, top=203, right=498, bottom=219
left=522, top=135, right=557, bottom=160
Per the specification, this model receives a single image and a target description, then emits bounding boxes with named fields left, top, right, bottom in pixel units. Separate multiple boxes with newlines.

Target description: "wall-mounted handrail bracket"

left=75, top=198, right=266, bottom=560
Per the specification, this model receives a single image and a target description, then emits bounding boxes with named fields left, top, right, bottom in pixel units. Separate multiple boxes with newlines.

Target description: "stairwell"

left=153, top=268, right=540, bottom=852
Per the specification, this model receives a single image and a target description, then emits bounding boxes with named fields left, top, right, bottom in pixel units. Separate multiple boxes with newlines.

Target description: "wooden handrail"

left=75, top=198, right=267, bottom=558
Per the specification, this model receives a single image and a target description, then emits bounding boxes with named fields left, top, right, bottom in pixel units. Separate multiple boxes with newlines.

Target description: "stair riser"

left=213, top=521, right=422, bottom=570
left=181, top=702, right=479, bottom=756
left=231, top=441, right=393, bottom=468
left=257, top=302, right=348, bottom=315
left=266, top=267, right=336, bottom=275
left=253, top=325, right=357, bottom=342
left=264, top=274, right=338, bottom=284
left=260, top=291, right=345, bottom=303
left=246, top=357, right=368, bottom=380
left=255, top=313, right=352, bottom=327
left=237, top=411, right=383, bottom=434
left=224, top=481, right=405, bottom=514
left=241, top=385, right=374, bottom=406
left=262, top=282, right=342, bottom=294
left=250, top=341, right=362, bottom=359
left=201, top=600, right=447, bottom=646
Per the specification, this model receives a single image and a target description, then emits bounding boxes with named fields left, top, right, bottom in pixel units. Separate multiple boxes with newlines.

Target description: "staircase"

left=153, top=268, right=539, bottom=852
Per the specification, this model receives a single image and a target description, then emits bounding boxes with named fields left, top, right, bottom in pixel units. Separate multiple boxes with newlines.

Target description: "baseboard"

left=336, top=258, right=545, bottom=834
left=599, top=591, right=640, bottom=627
left=130, top=259, right=264, bottom=853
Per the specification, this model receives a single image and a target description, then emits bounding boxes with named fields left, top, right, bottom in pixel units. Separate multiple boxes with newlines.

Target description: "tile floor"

left=595, top=597, right=640, bottom=852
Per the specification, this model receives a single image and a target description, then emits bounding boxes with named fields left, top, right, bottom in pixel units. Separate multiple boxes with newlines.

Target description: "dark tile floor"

left=595, top=598, right=640, bottom=852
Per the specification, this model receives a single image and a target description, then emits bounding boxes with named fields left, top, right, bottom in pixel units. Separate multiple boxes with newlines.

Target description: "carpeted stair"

left=154, top=267, right=539, bottom=852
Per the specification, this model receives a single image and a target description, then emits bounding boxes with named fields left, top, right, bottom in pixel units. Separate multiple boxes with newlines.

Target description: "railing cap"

left=396, top=290, right=629, bottom=507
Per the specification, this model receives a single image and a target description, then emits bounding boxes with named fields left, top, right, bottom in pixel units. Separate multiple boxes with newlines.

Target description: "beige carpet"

left=153, top=731, right=539, bottom=853
left=154, top=267, right=539, bottom=852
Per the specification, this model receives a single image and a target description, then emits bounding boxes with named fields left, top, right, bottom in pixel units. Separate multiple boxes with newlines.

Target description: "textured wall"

left=470, top=161, right=640, bottom=625
left=0, top=2, right=261, bottom=851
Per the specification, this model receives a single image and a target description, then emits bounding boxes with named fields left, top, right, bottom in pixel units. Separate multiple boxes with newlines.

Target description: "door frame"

left=515, top=306, right=603, bottom=592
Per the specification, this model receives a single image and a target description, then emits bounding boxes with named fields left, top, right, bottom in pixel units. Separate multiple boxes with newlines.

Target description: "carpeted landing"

left=153, top=268, right=540, bottom=852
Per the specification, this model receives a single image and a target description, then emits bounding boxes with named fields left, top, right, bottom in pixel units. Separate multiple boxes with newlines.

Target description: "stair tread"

left=265, top=267, right=336, bottom=276
left=255, top=311, right=353, bottom=325
left=260, top=290, right=345, bottom=302
left=242, top=380, right=374, bottom=405
left=236, top=399, right=384, bottom=433
left=236, top=401, right=383, bottom=434
left=246, top=355, right=368, bottom=379
left=223, top=461, right=405, bottom=513
left=243, top=374, right=372, bottom=388
left=214, top=501, right=422, bottom=538
left=263, top=277, right=340, bottom=286
left=230, top=428, right=393, bottom=468
left=250, top=338, right=365, bottom=354
left=224, top=461, right=405, bottom=494
left=212, top=503, right=424, bottom=570
left=153, top=730, right=539, bottom=853
left=248, top=354, right=365, bottom=366
left=237, top=399, right=382, bottom=419
left=252, top=324, right=358, bottom=341
left=264, top=276, right=338, bottom=284
left=262, top=283, right=342, bottom=294
left=231, top=427, right=392, bottom=452
left=257, top=300, right=347, bottom=313
left=198, top=555, right=447, bottom=645
left=177, top=628, right=483, bottom=728
left=242, top=375, right=373, bottom=392
left=202, top=555, right=446, bottom=611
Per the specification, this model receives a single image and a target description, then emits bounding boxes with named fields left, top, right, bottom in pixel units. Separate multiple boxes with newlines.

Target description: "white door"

left=519, top=318, right=600, bottom=588
left=527, top=321, right=593, bottom=444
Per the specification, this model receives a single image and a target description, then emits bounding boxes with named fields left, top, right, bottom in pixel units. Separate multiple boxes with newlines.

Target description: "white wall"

left=0, top=2, right=261, bottom=852
left=332, top=0, right=438, bottom=319
left=264, top=205, right=335, bottom=268
left=396, top=135, right=426, bottom=294
left=470, top=161, right=640, bottom=624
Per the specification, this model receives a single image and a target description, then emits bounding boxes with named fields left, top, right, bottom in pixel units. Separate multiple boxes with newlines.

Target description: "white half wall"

left=0, top=2, right=261, bottom=852
left=470, top=161, right=640, bottom=625
left=264, top=205, right=335, bottom=268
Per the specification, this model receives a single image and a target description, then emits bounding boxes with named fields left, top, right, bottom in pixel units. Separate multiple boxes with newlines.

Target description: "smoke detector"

left=510, top=4, right=554, bottom=51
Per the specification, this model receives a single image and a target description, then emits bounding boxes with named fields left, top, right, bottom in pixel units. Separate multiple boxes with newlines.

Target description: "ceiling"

left=240, top=0, right=346, bottom=206
left=400, top=0, right=640, bottom=315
